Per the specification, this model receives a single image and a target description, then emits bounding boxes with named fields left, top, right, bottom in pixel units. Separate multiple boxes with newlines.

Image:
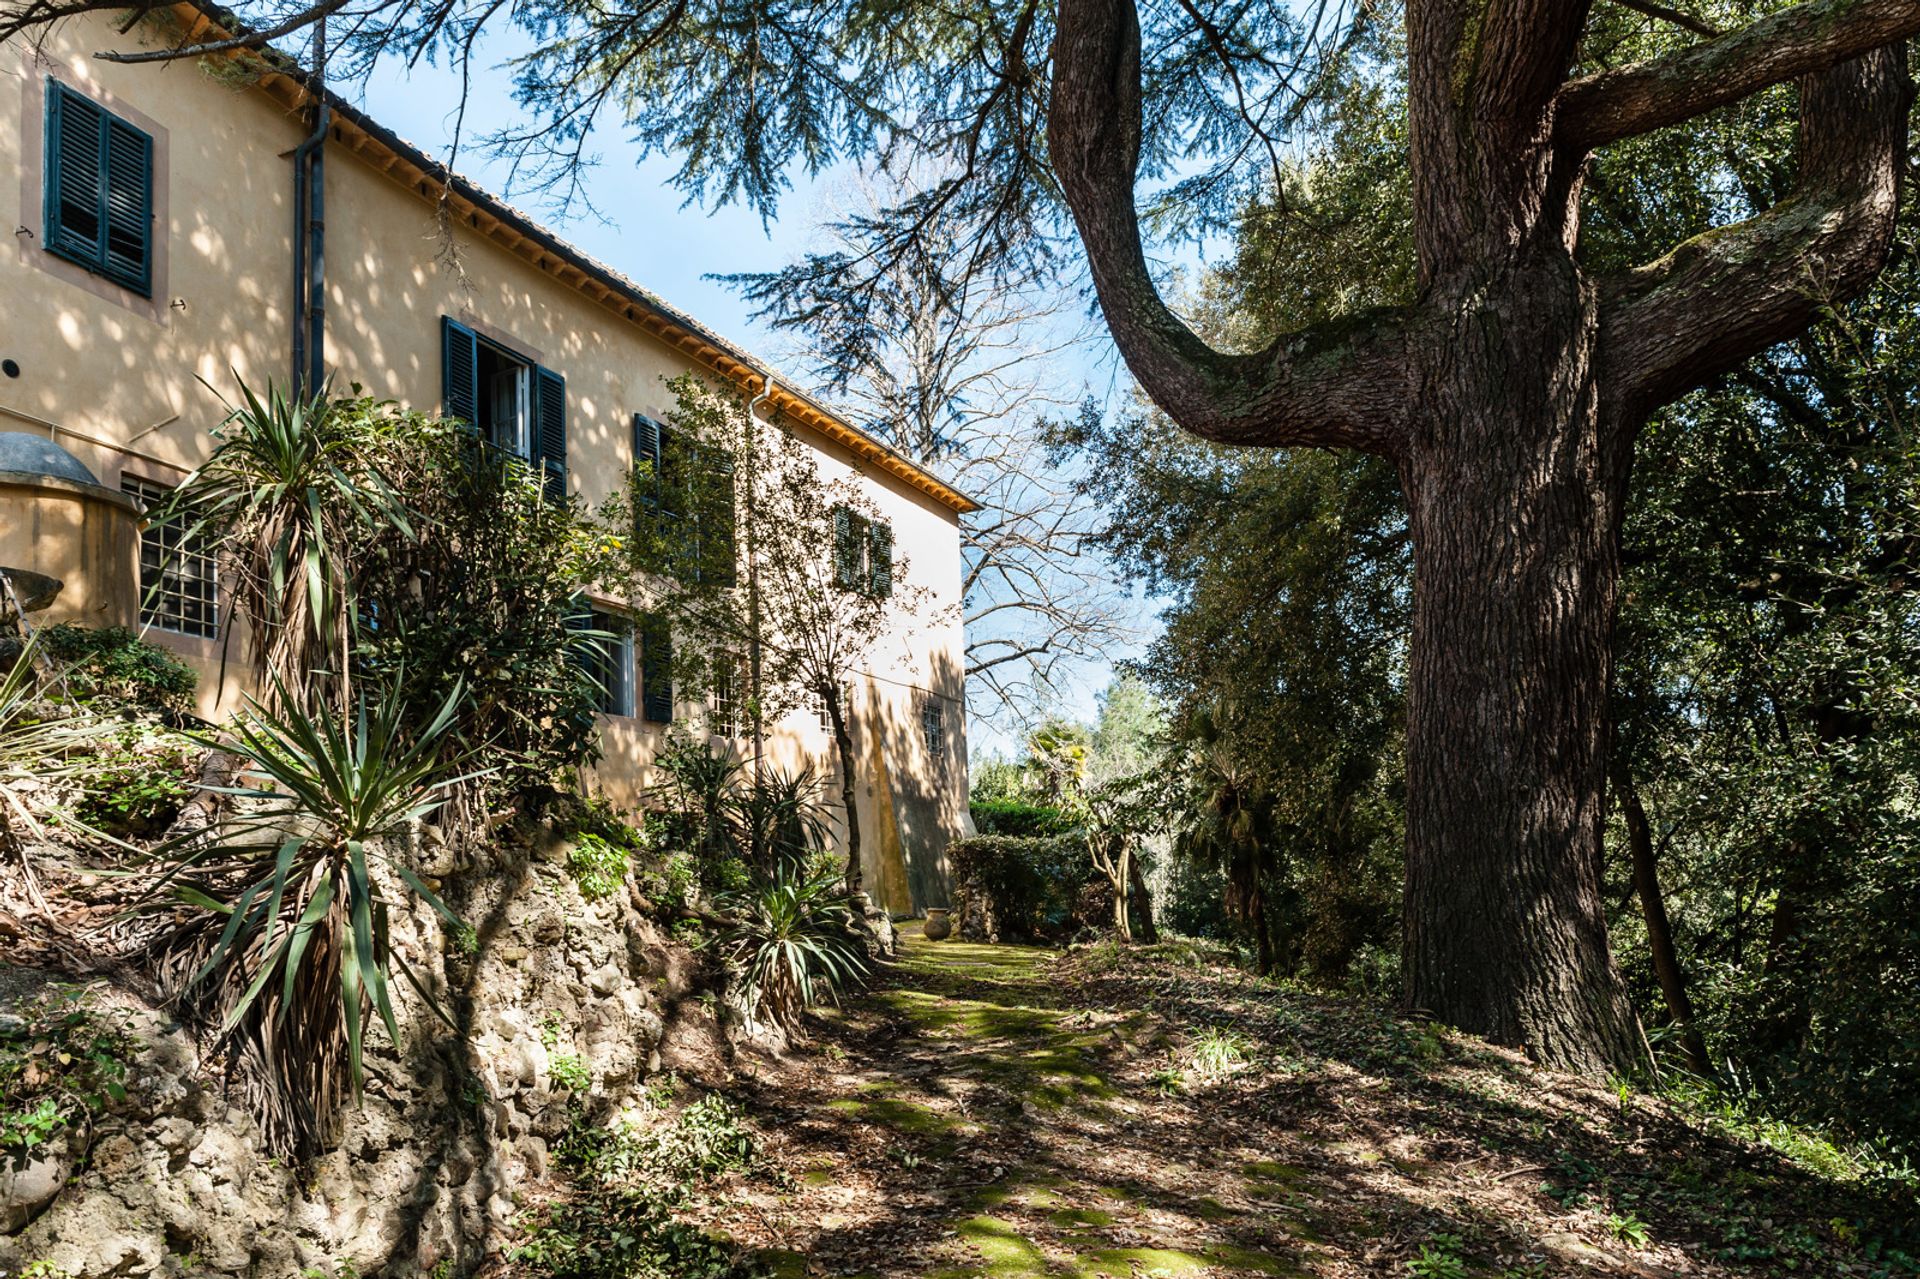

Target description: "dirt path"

left=697, top=928, right=1917, bottom=1279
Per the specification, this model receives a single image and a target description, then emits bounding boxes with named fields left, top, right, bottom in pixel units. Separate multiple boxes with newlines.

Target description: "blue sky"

left=352, top=40, right=1163, bottom=749
left=356, top=46, right=830, bottom=363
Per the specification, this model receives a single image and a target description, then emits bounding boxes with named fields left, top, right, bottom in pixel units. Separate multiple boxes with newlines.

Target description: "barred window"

left=121, top=476, right=217, bottom=638
left=710, top=657, right=744, bottom=739
left=921, top=699, right=945, bottom=757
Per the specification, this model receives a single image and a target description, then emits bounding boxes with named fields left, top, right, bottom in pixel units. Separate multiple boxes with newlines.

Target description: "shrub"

left=716, top=866, right=870, bottom=1033
left=567, top=833, right=633, bottom=903
left=74, top=730, right=197, bottom=838
left=969, top=796, right=1077, bottom=837
left=517, top=1094, right=756, bottom=1279
left=37, top=624, right=197, bottom=712
left=0, top=984, right=139, bottom=1158
left=947, top=834, right=1090, bottom=942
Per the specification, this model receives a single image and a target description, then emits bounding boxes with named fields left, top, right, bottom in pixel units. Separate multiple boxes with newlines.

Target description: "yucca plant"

left=144, top=676, right=475, bottom=1155
left=716, top=865, right=870, bottom=1035
left=651, top=742, right=748, bottom=874
left=732, top=764, right=831, bottom=875
left=157, top=381, right=414, bottom=716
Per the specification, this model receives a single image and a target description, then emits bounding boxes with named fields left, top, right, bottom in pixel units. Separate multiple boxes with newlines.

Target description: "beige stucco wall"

left=0, top=473, right=142, bottom=628
left=0, top=13, right=967, bottom=911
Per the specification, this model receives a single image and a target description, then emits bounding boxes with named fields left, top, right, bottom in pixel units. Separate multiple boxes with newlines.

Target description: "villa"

left=0, top=5, right=972, bottom=913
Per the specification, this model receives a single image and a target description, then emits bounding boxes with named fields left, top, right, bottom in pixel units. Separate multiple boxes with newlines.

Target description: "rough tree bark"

left=1049, top=0, right=1915, bottom=1073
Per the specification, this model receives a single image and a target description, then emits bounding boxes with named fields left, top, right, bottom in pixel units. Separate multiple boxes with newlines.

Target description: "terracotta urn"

left=923, top=908, right=952, bottom=941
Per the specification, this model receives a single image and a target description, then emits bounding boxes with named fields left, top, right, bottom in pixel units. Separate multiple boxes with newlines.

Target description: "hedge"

left=948, top=833, right=1089, bottom=943
left=969, top=797, right=1078, bottom=838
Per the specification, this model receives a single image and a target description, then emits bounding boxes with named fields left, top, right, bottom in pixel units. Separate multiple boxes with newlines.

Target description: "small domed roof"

left=0, top=432, right=102, bottom=487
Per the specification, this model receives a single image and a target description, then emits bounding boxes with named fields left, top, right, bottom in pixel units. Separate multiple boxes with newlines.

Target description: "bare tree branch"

left=92, top=0, right=350, bottom=62
left=1557, top=0, right=1920, bottom=152
left=1605, top=0, right=1720, bottom=40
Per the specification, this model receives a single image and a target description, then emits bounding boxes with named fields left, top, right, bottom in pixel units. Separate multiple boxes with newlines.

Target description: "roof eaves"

left=160, top=1, right=978, bottom=515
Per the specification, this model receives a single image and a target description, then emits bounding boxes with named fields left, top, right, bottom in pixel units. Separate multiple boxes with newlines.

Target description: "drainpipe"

left=290, top=21, right=329, bottom=397
left=745, top=376, right=772, bottom=790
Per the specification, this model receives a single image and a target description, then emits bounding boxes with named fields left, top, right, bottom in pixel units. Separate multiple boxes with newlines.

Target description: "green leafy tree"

left=26, top=0, right=1920, bottom=1073
left=601, top=374, right=933, bottom=896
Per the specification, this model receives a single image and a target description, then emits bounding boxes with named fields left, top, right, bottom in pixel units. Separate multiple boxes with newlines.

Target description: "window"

left=633, top=414, right=736, bottom=586
left=814, top=682, right=851, bottom=735
left=832, top=506, right=893, bottom=598
left=443, top=317, right=567, bottom=499
left=639, top=614, right=673, bottom=724
left=573, top=608, right=635, bottom=717
left=921, top=699, right=946, bottom=757
left=44, top=81, right=153, bottom=296
left=709, top=656, right=745, bottom=739
left=121, top=477, right=217, bottom=638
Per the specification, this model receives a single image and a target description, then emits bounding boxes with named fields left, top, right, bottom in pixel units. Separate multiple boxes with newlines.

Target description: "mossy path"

left=702, top=930, right=1918, bottom=1279
left=726, top=928, right=1318, bottom=1278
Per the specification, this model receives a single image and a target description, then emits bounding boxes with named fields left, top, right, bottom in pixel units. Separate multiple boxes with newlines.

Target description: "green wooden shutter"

left=44, top=83, right=105, bottom=270
left=868, top=519, right=893, bottom=598
left=534, top=365, right=567, bottom=501
left=101, top=115, right=152, bottom=294
left=44, top=84, right=152, bottom=295
left=640, top=614, right=673, bottom=724
left=712, top=456, right=738, bottom=588
left=441, top=317, right=479, bottom=427
left=832, top=505, right=860, bottom=589
left=632, top=413, right=662, bottom=502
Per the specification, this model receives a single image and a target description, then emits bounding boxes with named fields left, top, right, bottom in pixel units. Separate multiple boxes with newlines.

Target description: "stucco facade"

left=0, top=8, right=971, bottom=913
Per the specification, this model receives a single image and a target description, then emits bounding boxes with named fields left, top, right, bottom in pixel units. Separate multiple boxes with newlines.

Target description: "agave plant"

left=146, top=676, right=475, bottom=1155
left=157, top=381, right=414, bottom=716
left=652, top=744, right=833, bottom=882
left=716, top=865, right=870, bottom=1035
left=651, top=741, right=747, bottom=872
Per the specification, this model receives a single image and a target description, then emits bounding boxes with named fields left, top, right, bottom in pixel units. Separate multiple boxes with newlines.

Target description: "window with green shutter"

left=830, top=504, right=893, bottom=598
left=640, top=614, right=674, bottom=724
left=44, top=81, right=153, bottom=296
left=569, top=607, right=634, bottom=717
left=441, top=317, right=566, bottom=499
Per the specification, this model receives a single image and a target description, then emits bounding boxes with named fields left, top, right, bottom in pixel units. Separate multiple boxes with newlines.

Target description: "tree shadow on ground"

left=714, top=928, right=1919, bottom=1278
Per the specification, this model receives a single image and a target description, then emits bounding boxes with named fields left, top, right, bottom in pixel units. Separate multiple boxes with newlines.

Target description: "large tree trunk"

left=1127, top=854, right=1158, bottom=943
left=1399, top=251, right=1648, bottom=1076
left=1049, top=0, right=1914, bottom=1078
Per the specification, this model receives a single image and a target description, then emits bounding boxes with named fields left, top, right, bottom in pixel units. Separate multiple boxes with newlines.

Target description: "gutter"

left=289, top=20, right=328, bottom=395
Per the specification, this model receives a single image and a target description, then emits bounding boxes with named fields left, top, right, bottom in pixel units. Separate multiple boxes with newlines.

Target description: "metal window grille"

left=121, top=476, right=217, bottom=638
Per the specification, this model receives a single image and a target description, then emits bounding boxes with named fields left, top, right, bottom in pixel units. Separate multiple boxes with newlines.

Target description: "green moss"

left=955, top=1216, right=1052, bottom=1278
left=750, top=1249, right=810, bottom=1279
left=1062, top=1247, right=1208, bottom=1278
left=825, top=1095, right=964, bottom=1137
left=1240, top=1161, right=1302, bottom=1182
left=1049, top=1208, right=1116, bottom=1230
